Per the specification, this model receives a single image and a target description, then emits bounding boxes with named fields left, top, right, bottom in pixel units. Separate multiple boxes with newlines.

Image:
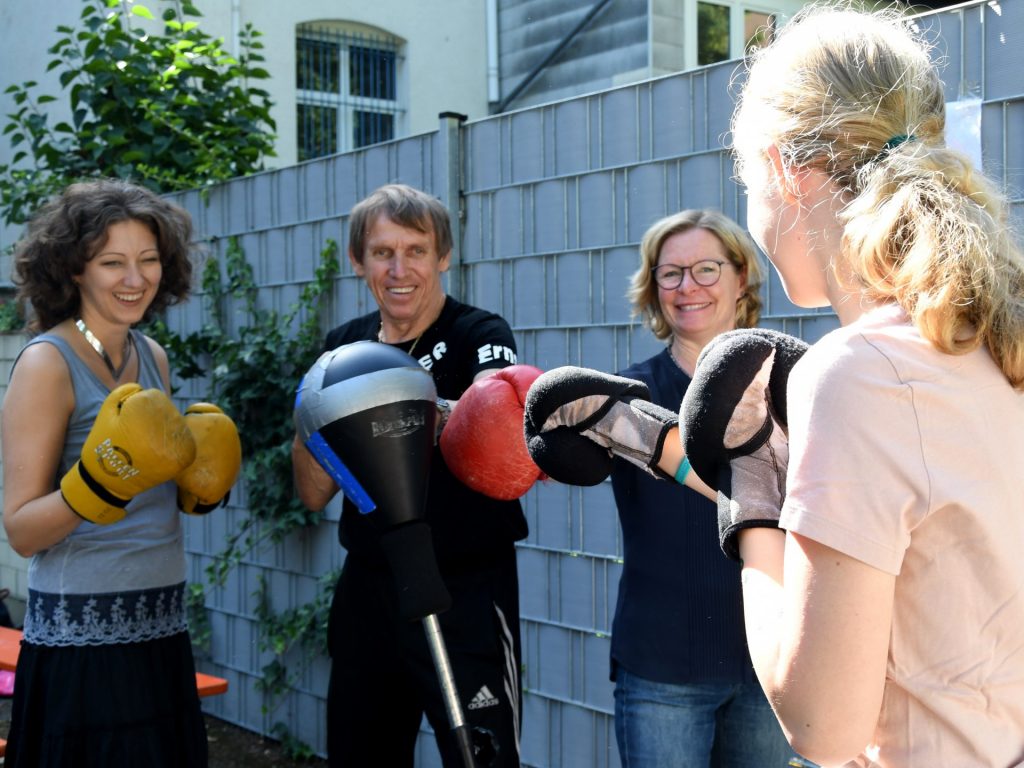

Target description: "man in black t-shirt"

left=292, top=184, right=527, bottom=767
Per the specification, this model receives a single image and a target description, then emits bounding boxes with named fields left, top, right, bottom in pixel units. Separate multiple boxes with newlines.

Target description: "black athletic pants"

left=326, top=546, right=522, bottom=767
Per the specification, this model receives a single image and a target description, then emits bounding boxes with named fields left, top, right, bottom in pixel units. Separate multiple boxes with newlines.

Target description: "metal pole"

left=438, top=111, right=467, bottom=302
left=422, top=613, right=477, bottom=768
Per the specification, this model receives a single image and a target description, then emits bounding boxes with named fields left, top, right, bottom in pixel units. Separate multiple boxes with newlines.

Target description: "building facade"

left=0, top=0, right=810, bottom=175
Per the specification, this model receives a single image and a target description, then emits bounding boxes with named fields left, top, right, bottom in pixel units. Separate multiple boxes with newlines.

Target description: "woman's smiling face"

left=656, top=227, right=745, bottom=349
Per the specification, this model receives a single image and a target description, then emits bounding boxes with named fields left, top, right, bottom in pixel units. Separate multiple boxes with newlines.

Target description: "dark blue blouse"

left=610, top=348, right=758, bottom=685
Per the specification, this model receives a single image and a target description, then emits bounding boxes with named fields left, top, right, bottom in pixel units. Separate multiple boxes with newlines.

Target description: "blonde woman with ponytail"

left=727, top=4, right=1024, bottom=766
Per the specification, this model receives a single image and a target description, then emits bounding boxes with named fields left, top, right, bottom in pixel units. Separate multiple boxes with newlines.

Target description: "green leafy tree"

left=0, top=0, right=276, bottom=225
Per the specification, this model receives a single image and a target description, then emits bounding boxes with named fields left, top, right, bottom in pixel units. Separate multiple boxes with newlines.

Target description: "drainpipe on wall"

left=231, top=0, right=241, bottom=57
left=487, top=0, right=500, bottom=107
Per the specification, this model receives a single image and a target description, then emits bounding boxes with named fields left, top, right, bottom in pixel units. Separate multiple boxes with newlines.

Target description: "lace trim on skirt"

left=22, top=583, right=187, bottom=646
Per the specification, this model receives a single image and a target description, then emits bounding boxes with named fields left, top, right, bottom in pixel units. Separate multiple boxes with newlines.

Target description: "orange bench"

left=0, top=625, right=228, bottom=697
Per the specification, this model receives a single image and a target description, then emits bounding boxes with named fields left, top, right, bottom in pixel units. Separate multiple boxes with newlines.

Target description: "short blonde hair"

left=628, top=209, right=764, bottom=340
left=732, top=3, right=1024, bottom=388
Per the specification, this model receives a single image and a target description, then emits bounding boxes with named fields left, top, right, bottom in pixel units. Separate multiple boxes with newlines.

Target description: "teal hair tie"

left=674, top=456, right=692, bottom=486
left=883, top=134, right=913, bottom=151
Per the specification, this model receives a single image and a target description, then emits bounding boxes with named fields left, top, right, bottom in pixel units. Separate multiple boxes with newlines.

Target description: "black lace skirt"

left=4, top=630, right=208, bottom=767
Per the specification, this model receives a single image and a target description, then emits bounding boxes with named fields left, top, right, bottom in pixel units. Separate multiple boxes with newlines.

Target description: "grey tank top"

left=17, top=331, right=187, bottom=646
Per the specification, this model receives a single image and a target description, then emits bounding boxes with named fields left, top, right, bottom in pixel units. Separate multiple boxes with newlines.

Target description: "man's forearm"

left=292, top=433, right=338, bottom=511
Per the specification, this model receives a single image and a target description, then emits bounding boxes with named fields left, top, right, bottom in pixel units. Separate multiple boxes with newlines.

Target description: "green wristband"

left=674, top=456, right=691, bottom=485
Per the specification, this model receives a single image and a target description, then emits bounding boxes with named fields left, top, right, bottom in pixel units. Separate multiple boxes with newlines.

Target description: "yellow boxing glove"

left=61, top=383, right=197, bottom=525
left=176, top=403, right=242, bottom=515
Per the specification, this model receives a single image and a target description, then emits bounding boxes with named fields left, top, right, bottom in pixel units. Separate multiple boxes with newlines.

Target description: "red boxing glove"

left=440, top=365, right=546, bottom=500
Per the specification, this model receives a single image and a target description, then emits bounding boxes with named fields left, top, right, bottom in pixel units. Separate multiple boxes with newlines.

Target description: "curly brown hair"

left=13, top=178, right=194, bottom=332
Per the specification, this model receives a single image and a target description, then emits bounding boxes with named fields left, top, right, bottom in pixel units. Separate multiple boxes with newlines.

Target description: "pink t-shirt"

left=780, top=304, right=1024, bottom=767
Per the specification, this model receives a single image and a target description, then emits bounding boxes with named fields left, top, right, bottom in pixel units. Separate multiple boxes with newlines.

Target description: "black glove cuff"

left=75, top=461, right=130, bottom=509
left=180, top=490, right=231, bottom=516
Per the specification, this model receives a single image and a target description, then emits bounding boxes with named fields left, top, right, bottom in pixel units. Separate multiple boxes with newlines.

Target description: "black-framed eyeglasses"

left=651, top=260, right=730, bottom=289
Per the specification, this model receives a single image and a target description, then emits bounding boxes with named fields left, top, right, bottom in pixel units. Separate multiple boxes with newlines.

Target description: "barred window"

left=296, top=25, right=402, bottom=160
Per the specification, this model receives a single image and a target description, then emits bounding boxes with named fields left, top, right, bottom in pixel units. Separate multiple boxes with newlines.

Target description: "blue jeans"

left=614, top=669, right=798, bottom=768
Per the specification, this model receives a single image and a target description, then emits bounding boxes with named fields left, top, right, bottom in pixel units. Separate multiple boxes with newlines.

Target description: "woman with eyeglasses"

left=609, top=209, right=798, bottom=767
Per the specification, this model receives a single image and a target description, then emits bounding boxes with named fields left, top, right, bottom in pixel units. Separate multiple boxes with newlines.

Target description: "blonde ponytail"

left=844, top=142, right=1024, bottom=386
left=732, top=3, right=1024, bottom=387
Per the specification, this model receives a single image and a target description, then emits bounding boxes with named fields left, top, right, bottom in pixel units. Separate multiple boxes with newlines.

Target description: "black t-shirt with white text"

left=322, top=296, right=528, bottom=569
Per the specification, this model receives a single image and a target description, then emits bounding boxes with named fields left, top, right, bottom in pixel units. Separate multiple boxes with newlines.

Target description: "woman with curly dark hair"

left=2, top=178, right=219, bottom=767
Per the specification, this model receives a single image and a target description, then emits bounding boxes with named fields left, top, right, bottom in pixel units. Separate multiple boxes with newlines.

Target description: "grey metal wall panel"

left=989, top=99, right=1024, bottom=196
left=531, top=484, right=575, bottom=551
left=579, top=484, right=620, bottom=559
left=578, top=325, right=620, bottom=371
left=577, top=172, right=617, bottom=248
left=599, top=89, right=640, bottom=168
left=512, top=257, right=548, bottom=327
left=534, top=622, right=572, bottom=699
left=467, top=119, right=504, bottom=190
left=984, top=1, right=1023, bottom=100
left=678, top=152, right=726, bottom=211
left=553, top=99, right=590, bottom=176
left=271, top=167, right=299, bottom=228
left=467, top=260, right=506, bottom=317
left=511, top=110, right=546, bottom=182
left=520, top=694, right=554, bottom=767
left=533, top=179, right=568, bottom=254
left=651, top=76, right=694, bottom=158
left=493, top=186, right=527, bottom=257
left=551, top=250, right=593, bottom=325
left=625, top=162, right=670, bottom=241
left=602, top=246, right=639, bottom=324
left=960, top=6, right=986, bottom=98
left=923, top=11, right=965, bottom=99
left=328, top=153, right=363, bottom=214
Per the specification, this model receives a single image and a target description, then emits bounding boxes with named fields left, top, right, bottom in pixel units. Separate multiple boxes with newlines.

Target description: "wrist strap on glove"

left=60, top=460, right=130, bottom=525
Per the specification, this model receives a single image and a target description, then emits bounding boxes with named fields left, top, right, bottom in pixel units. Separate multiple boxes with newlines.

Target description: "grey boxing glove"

left=680, top=329, right=809, bottom=561
left=524, top=366, right=678, bottom=486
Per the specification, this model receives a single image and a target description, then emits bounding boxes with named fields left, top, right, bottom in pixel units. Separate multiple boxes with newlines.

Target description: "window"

left=297, top=104, right=338, bottom=158
left=684, top=1, right=783, bottom=69
left=350, top=45, right=396, bottom=101
left=744, top=10, right=775, bottom=54
left=296, top=25, right=402, bottom=161
left=697, top=2, right=731, bottom=65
